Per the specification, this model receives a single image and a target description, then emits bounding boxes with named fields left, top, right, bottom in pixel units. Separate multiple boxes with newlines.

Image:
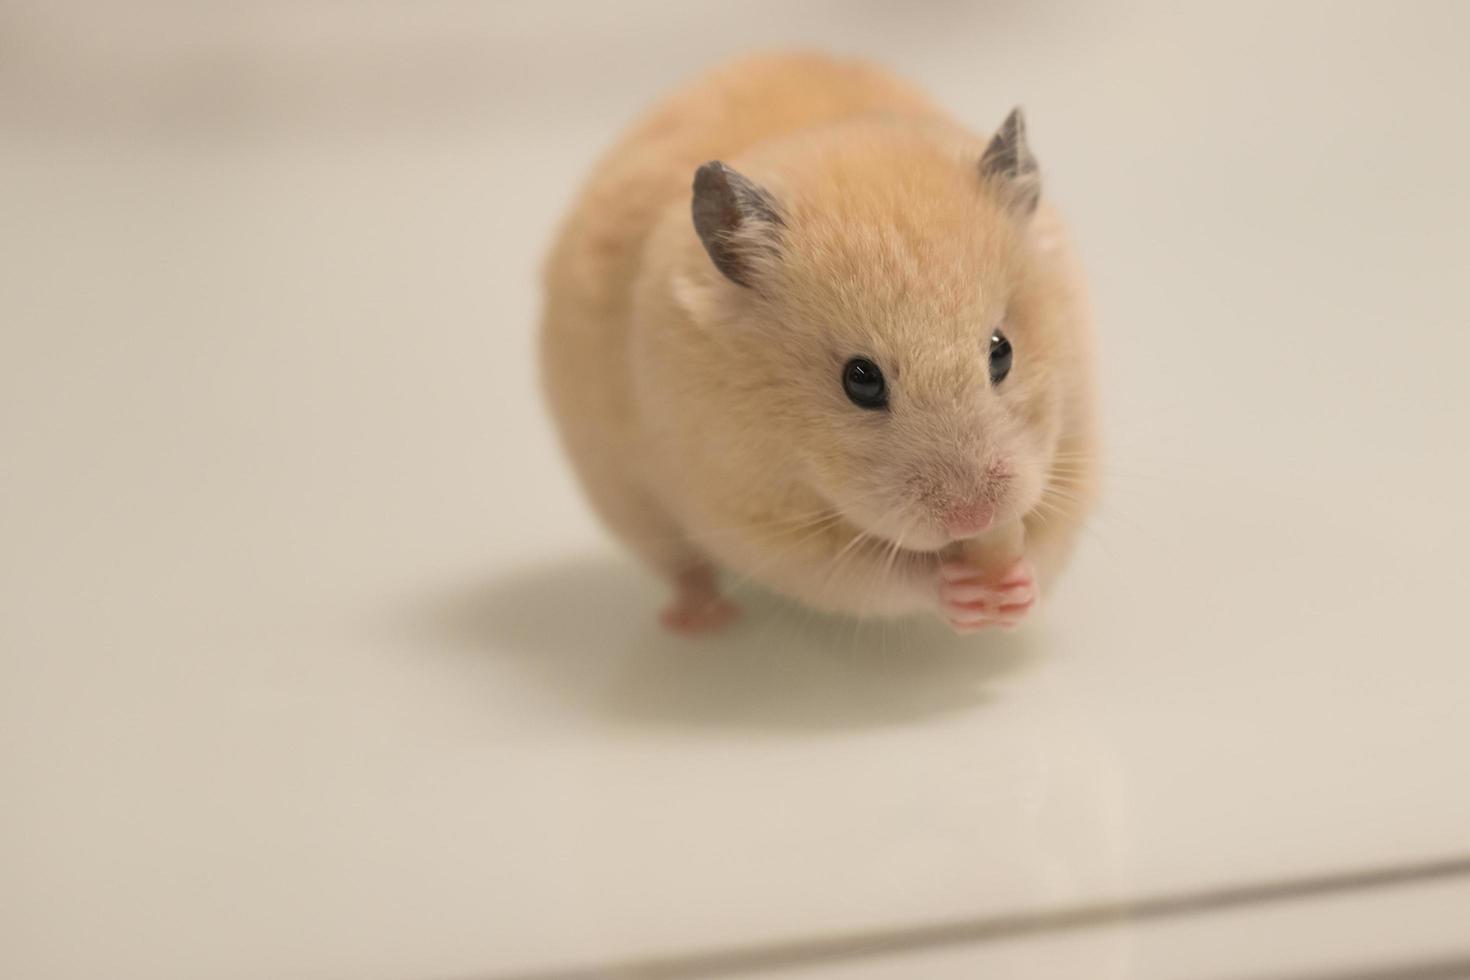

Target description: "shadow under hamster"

left=408, top=552, right=1043, bottom=733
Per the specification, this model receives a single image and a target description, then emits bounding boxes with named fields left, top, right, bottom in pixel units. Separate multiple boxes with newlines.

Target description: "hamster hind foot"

left=659, top=565, right=741, bottom=636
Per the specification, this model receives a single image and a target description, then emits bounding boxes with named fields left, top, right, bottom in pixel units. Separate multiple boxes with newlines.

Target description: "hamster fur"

left=541, top=52, right=1097, bottom=634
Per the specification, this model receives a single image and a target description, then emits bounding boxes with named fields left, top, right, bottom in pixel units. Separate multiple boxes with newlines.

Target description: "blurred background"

left=3, top=2, right=1470, bottom=978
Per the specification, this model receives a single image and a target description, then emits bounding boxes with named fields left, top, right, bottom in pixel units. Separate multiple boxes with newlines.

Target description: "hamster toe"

left=938, top=557, right=1038, bottom=634
left=939, top=578, right=1036, bottom=606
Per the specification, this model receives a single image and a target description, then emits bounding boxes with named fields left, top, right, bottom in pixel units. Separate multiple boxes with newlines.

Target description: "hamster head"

left=678, top=109, right=1067, bottom=554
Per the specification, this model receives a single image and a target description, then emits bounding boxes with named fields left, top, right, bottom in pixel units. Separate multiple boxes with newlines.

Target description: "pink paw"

left=660, top=595, right=740, bottom=635
left=937, top=557, right=1038, bottom=634
left=660, top=567, right=740, bottom=636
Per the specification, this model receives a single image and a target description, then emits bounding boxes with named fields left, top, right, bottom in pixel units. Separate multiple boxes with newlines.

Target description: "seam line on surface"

left=1219, top=952, right=1470, bottom=980
left=472, top=854, right=1470, bottom=980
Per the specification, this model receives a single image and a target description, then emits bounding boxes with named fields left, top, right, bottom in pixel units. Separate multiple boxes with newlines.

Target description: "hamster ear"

left=691, top=161, right=783, bottom=288
left=979, top=107, right=1040, bottom=217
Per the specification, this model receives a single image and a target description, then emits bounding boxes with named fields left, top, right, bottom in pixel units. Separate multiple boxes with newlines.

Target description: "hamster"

left=541, top=52, right=1098, bottom=635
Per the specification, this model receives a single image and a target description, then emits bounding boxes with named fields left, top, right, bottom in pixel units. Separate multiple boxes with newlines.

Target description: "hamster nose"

left=943, top=501, right=995, bottom=538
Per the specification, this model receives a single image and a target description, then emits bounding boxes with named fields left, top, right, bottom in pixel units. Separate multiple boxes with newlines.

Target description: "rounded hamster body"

left=541, top=52, right=1098, bottom=634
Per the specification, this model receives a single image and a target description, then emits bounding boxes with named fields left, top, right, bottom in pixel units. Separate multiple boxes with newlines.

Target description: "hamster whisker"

left=675, top=484, right=899, bottom=544
left=1039, top=482, right=1145, bottom=540
left=1042, top=495, right=1083, bottom=513
left=690, top=510, right=849, bottom=543
left=1031, top=492, right=1071, bottom=514
left=632, top=511, right=847, bottom=548
left=1042, top=476, right=1087, bottom=497
left=879, top=514, right=917, bottom=589
left=817, top=529, right=875, bottom=598
left=1031, top=495, right=1077, bottom=523
left=719, top=509, right=864, bottom=602
left=1040, top=484, right=1086, bottom=505
left=1048, top=452, right=1197, bottom=485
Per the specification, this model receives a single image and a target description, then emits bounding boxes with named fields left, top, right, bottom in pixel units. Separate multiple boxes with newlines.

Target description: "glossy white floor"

left=4, top=3, right=1470, bottom=978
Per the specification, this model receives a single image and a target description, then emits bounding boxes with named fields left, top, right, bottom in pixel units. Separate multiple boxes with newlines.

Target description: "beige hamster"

left=541, top=52, right=1098, bottom=634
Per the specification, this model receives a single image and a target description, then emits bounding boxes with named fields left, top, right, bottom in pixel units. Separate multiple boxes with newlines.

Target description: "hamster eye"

left=842, top=357, right=888, bottom=410
left=989, top=330, right=1013, bottom=385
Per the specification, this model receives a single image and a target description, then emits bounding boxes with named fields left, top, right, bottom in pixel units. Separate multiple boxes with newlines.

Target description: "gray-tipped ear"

left=691, top=161, right=782, bottom=287
left=980, top=107, right=1040, bottom=216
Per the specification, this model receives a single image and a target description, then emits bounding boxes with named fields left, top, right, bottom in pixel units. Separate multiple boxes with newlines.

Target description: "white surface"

left=3, top=2, right=1470, bottom=979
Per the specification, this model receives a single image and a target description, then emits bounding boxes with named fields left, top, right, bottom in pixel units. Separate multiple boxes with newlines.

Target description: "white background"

left=3, top=2, right=1469, bottom=977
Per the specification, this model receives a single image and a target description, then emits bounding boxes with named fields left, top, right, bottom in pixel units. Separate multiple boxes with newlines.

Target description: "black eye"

left=842, top=357, right=888, bottom=410
left=989, top=330, right=1013, bottom=385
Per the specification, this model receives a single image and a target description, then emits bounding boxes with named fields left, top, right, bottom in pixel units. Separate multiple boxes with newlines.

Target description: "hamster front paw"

left=937, top=556, right=1037, bottom=634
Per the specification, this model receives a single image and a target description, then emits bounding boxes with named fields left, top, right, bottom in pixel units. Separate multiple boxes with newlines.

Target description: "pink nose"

left=943, top=501, right=995, bottom=538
